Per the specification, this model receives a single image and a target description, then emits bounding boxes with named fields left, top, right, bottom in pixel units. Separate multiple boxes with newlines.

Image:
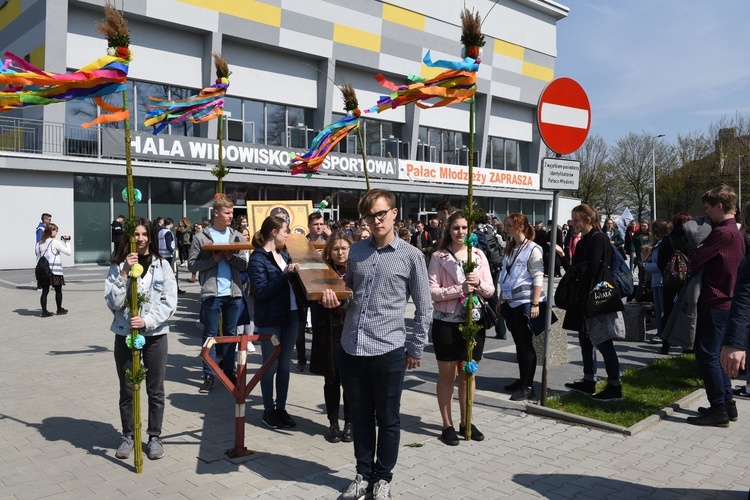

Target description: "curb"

left=524, top=388, right=706, bottom=436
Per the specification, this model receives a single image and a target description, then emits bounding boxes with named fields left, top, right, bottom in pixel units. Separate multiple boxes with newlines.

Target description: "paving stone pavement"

left=1, top=266, right=750, bottom=499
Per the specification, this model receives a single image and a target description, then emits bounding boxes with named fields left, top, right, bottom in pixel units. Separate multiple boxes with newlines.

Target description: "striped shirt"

left=341, top=235, right=433, bottom=358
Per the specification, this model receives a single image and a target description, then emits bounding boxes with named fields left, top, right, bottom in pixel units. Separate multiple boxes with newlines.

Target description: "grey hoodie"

left=187, top=227, right=249, bottom=300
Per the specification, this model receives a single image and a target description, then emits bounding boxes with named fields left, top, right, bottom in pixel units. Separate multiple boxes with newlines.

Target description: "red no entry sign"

left=537, top=77, right=591, bottom=155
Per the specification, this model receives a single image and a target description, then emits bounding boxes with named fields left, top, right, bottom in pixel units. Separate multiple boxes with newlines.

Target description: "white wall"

left=1, top=170, right=74, bottom=270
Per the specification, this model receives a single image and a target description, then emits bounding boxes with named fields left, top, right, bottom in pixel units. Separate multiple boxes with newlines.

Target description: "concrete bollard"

left=533, top=308, right=568, bottom=366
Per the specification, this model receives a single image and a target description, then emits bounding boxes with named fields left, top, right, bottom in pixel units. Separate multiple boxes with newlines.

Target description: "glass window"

left=428, top=128, right=441, bottom=162
left=534, top=200, right=547, bottom=224
left=491, top=137, right=504, bottom=169
left=224, top=96, right=242, bottom=142
left=150, top=179, right=184, bottom=228
left=185, top=181, right=217, bottom=223
left=266, top=103, right=286, bottom=146
left=506, top=139, right=518, bottom=171
left=168, top=86, right=196, bottom=137
left=365, top=119, right=381, bottom=156
left=520, top=200, right=534, bottom=220
left=73, top=175, right=111, bottom=263
left=442, top=130, right=456, bottom=165
left=266, top=185, right=296, bottom=201
left=508, top=198, right=520, bottom=215
left=64, top=99, right=98, bottom=157
left=245, top=100, right=264, bottom=143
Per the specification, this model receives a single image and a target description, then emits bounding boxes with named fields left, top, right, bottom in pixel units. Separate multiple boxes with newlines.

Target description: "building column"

left=314, top=58, right=335, bottom=133
left=204, top=32, right=223, bottom=140
left=41, top=0, right=69, bottom=154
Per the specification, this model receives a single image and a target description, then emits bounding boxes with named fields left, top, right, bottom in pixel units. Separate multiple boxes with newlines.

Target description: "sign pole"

left=536, top=76, right=590, bottom=405
left=540, top=189, right=559, bottom=406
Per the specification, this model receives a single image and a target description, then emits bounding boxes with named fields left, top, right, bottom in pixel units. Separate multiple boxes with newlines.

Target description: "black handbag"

left=478, top=296, right=498, bottom=330
left=584, top=261, right=624, bottom=318
left=554, top=262, right=587, bottom=310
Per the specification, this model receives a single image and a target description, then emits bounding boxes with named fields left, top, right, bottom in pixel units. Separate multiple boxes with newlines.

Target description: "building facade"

left=0, top=0, right=569, bottom=269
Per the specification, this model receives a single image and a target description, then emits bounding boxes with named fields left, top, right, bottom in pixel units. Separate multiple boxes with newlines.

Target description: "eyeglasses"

left=363, top=209, right=393, bottom=224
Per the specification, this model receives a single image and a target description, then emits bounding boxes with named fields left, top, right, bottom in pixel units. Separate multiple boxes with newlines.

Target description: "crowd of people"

left=30, top=182, right=750, bottom=499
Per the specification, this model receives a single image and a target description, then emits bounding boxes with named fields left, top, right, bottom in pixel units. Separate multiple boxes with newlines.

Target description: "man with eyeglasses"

left=322, top=188, right=432, bottom=500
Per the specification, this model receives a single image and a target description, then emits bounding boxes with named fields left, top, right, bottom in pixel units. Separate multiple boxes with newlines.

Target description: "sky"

left=554, top=1, right=750, bottom=147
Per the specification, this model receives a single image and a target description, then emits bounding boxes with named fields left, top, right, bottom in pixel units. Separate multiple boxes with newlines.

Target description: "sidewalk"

left=1, top=266, right=749, bottom=499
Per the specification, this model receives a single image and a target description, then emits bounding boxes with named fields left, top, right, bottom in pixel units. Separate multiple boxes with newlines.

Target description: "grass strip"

left=546, top=354, right=703, bottom=428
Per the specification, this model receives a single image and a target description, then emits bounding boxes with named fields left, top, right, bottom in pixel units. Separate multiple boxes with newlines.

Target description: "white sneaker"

left=372, top=480, right=391, bottom=500
left=339, top=474, right=370, bottom=500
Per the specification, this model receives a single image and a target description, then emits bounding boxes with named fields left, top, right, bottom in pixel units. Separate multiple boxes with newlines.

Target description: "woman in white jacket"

left=105, top=217, right=177, bottom=461
left=35, top=223, right=72, bottom=317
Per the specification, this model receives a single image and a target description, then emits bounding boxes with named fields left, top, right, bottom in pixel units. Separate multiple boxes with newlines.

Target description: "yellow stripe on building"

left=382, top=4, right=424, bottom=31
left=494, top=39, right=524, bottom=60
left=28, top=45, right=44, bottom=69
left=333, top=24, right=381, bottom=52
left=176, top=0, right=281, bottom=27
left=0, top=0, right=22, bottom=32
left=522, top=61, right=554, bottom=82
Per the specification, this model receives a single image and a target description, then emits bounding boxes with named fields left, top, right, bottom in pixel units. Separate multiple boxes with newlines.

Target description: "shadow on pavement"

left=512, top=473, right=747, bottom=498
left=0, top=413, right=130, bottom=470
left=48, top=344, right=110, bottom=356
left=13, top=308, right=43, bottom=317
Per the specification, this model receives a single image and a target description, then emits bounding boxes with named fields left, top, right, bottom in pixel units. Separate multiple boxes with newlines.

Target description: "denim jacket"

left=104, top=258, right=178, bottom=336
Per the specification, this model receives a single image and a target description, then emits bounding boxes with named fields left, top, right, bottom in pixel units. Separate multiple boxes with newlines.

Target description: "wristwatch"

left=531, top=302, right=539, bottom=307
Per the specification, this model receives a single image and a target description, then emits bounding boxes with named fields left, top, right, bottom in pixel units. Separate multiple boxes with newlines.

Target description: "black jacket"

left=724, top=232, right=750, bottom=349
left=561, top=229, right=610, bottom=331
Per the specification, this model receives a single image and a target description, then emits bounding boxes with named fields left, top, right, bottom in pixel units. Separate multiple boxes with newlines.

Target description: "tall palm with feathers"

left=96, top=1, right=145, bottom=474
left=456, top=6, right=485, bottom=442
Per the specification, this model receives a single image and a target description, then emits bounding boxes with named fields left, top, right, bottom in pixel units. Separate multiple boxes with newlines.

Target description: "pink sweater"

left=428, top=248, right=495, bottom=314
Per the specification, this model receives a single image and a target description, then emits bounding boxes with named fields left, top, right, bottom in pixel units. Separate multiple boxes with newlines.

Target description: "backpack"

left=608, top=238, right=634, bottom=297
left=662, top=238, right=689, bottom=286
left=35, top=243, right=53, bottom=282
left=476, top=225, right=503, bottom=272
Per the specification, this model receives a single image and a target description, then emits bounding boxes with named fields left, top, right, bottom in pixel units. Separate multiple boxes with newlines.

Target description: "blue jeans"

left=201, top=296, right=242, bottom=377
left=578, top=330, right=620, bottom=384
left=259, top=315, right=299, bottom=412
left=695, top=305, right=732, bottom=406
left=339, top=347, right=406, bottom=484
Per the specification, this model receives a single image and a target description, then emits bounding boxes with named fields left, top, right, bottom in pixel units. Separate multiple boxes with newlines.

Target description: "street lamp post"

left=652, top=134, right=665, bottom=221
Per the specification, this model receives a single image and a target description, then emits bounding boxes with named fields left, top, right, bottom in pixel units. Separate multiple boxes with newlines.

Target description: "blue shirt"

left=208, top=227, right=232, bottom=297
left=342, top=236, right=433, bottom=358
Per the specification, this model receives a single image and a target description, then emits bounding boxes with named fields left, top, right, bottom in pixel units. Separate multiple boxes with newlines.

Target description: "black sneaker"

left=504, top=379, right=523, bottom=392
left=296, top=361, right=307, bottom=372
left=325, top=423, right=342, bottom=443
left=591, top=384, right=623, bottom=402
left=262, top=410, right=283, bottom=429
left=56, top=308, right=68, bottom=315
left=341, top=422, right=353, bottom=443
left=688, top=406, right=730, bottom=428
left=441, top=426, right=460, bottom=446
left=510, top=386, right=535, bottom=401
left=41, top=311, right=53, bottom=318
left=198, top=375, right=215, bottom=394
left=565, top=379, right=596, bottom=395
left=459, top=423, right=484, bottom=442
left=276, top=409, right=296, bottom=428
left=733, top=386, right=750, bottom=399
left=699, top=401, right=738, bottom=422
